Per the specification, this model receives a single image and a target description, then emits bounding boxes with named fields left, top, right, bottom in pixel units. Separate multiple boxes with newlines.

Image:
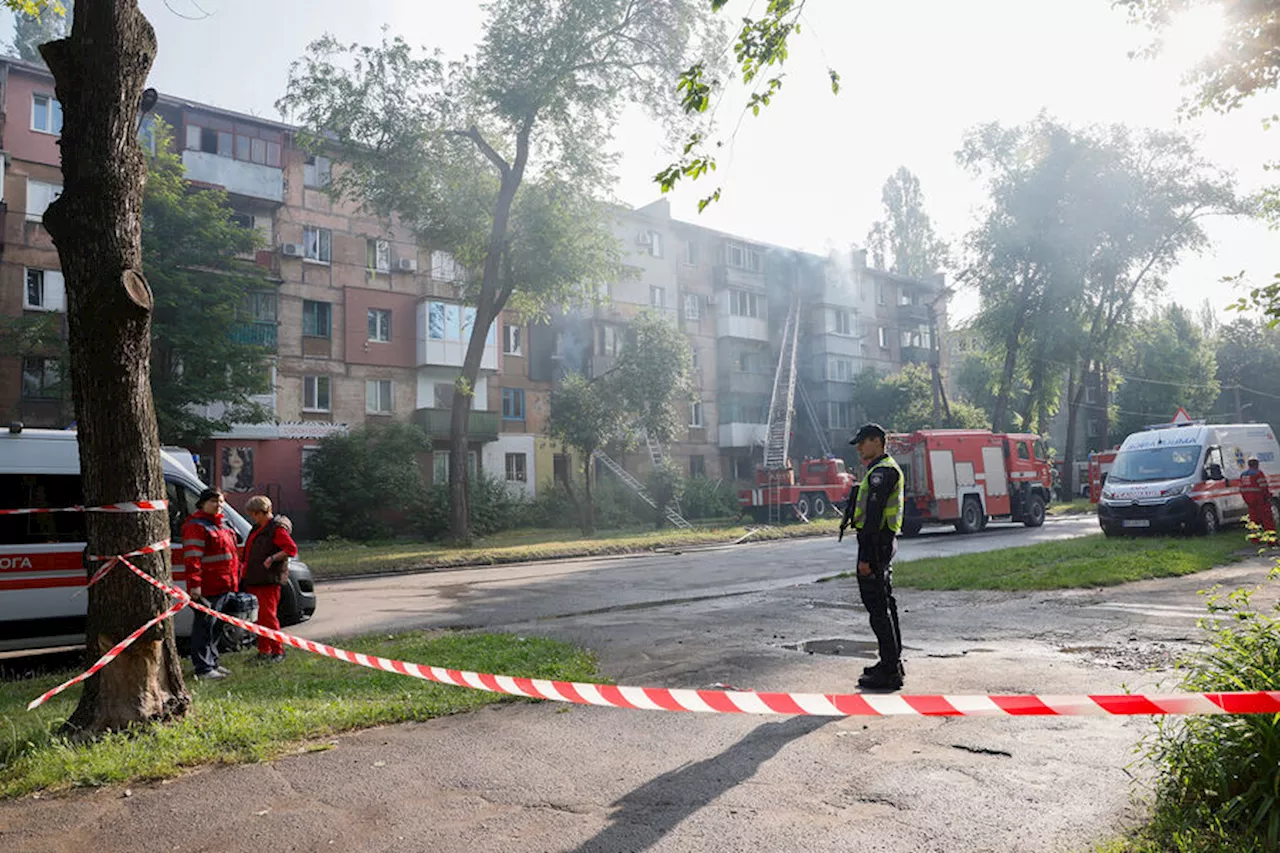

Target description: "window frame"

left=650, top=286, right=665, bottom=309
left=504, top=453, right=528, bottom=483
left=367, top=238, right=391, bottom=273
left=501, top=388, right=526, bottom=421
left=367, top=308, right=392, bottom=343
left=302, top=300, right=332, bottom=338
left=689, top=400, right=704, bottom=428
left=303, top=375, right=332, bottom=413
left=684, top=241, right=699, bottom=266
left=365, top=379, right=393, bottom=415
left=20, top=356, right=61, bottom=400
left=303, top=226, right=332, bottom=264
left=26, top=180, right=63, bottom=223
left=31, top=92, right=62, bottom=135
left=303, top=154, right=332, bottom=189
left=684, top=293, right=701, bottom=321
left=503, top=324, right=523, bottom=357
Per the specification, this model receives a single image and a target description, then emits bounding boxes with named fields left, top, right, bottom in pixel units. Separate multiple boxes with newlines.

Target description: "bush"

left=305, top=423, right=430, bottom=541
left=1134, top=572, right=1280, bottom=852
left=680, top=475, right=742, bottom=520
left=647, top=461, right=686, bottom=528
left=417, top=473, right=532, bottom=540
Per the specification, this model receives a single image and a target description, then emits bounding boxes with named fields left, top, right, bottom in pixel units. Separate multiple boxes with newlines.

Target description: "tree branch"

left=447, top=125, right=510, bottom=176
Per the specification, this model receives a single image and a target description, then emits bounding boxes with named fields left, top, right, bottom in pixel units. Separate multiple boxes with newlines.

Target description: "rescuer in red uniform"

left=1239, top=457, right=1276, bottom=537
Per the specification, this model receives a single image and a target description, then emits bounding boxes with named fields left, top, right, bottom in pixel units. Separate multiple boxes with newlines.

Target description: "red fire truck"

left=738, top=457, right=857, bottom=522
left=887, top=430, right=1054, bottom=536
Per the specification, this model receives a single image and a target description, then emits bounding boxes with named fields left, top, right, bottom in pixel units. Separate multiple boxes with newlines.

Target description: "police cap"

left=850, top=423, right=887, bottom=446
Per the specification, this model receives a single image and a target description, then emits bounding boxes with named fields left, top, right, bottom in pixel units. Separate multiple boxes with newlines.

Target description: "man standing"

left=848, top=423, right=905, bottom=691
left=242, top=495, right=298, bottom=663
left=1239, top=457, right=1275, bottom=539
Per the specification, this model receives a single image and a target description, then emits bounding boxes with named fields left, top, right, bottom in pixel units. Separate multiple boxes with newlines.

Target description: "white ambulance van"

left=1097, top=423, right=1280, bottom=536
left=0, top=426, right=316, bottom=654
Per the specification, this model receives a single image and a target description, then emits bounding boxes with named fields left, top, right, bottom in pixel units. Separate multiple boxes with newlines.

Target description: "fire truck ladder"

left=641, top=427, right=683, bottom=516
left=591, top=449, right=692, bottom=530
left=763, top=297, right=803, bottom=525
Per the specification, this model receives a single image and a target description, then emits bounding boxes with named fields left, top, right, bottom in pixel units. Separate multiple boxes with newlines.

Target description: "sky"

left=13, top=0, right=1279, bottom=324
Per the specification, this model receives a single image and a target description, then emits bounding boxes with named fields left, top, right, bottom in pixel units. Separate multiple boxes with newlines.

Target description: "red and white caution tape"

left=85, top=539, right=170, bottom=567
left=0, top=500, right=167, bottom=515
left=29, top=557, right=1280, bottom=719
left=27, top=598, right=189, bottom=710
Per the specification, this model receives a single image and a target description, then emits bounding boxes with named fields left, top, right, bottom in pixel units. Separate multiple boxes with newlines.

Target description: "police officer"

left=847, top=423, right=905, bottom=691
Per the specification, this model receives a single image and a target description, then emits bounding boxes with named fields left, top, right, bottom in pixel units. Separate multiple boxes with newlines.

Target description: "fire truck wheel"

left=1023, top=493, right=1046, bottom=528
left=809, top=494, right=828, bottom=518
left=795, top=495, right=812, bottom=519
left=955, top=497, right=984, bottom=535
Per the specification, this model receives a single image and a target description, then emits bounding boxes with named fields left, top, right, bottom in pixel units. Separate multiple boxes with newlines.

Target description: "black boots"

left=858, top=660, right=905, bottom=691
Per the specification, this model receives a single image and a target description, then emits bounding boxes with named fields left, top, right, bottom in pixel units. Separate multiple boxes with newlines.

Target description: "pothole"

left=784, top=639, right=879, bottom=658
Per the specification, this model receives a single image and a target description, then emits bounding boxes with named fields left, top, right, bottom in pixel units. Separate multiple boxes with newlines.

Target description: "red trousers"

left=1245, top=497, right=1276, bottom=532
left=246, top=584, right=283, bottom=655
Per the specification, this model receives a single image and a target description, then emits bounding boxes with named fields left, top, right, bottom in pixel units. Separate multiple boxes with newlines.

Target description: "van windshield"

left=1108, top=446, right=1201, bottom=483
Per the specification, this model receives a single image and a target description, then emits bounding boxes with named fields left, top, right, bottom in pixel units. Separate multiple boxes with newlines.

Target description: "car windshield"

left=1108, top=446, right=1201, bottom=483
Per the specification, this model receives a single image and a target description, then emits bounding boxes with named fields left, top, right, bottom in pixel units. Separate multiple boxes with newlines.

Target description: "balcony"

left=897, top=302, right=931, bottom=324
left=900, top=345, right=931, bottom=365
left=229, top=321, right=277, bottom=349
left=412, top=408, right=499, bottom=442
left=182, top=150, right=284, bottom=203
left=716, top=315, right=770, bottom=342
left=714, top=265, right=766, bottom=291
left=719, top=422, right=768, bottom=449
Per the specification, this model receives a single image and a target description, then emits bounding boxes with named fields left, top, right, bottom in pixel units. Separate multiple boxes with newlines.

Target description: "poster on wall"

left=220, top=446, right=255, bottom=493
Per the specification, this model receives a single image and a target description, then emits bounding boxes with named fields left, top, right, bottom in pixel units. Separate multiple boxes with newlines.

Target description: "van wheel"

left=809, top=494, right=828, bottom=519
left=902, top=518, right=923, bottom=537
left=1023, top=493, right=1046, bottom=528
left=955, top=497, right=984, bottom=534
left=1199, top=504, right=1219, bottom=536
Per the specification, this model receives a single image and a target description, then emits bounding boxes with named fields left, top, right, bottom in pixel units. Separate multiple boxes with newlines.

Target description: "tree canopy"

left=865, top=167, right=949, bottom=278
left=8, top=0, right=65, bottom=63
left=852, top=363, right=990, bottom=434
left=1113, top=303, right=1219, bottom=437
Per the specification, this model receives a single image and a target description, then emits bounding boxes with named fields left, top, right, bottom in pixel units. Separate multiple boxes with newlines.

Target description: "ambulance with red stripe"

left=1097, top=422, right=1280, bottom=536
left=0, top=426, right=316, bottom=654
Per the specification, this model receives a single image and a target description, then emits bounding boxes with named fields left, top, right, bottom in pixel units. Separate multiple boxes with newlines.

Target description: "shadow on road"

left=568, top=715, right=833, bottom=853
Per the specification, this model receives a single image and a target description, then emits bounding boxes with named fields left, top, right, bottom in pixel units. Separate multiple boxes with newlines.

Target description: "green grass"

left=836, top=532, right=1250, bottom=591
left=0, top=631, right=597, bottom=798
left=1048, top=498, right=1095, bottom=516
left=303, top=520, right=842, bottom=578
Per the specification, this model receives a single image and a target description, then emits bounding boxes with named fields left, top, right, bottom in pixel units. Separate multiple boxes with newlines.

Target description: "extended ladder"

left=592, top=449, right=692, bottom=529
left=797, top=381, right=833, bottom=458
left=763, top=297, right=801, bottom=472
left=641, top=426, right=684, bottom=516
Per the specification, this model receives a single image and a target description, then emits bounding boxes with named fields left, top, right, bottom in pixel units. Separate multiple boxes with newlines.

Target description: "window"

left=684, top=241, right=699, bottom=266
left=139, top=115, right=157, bottom=154
left=645, top=230, right=663, bottom=258
left=1016, top=441, right=1031, bottom=460
left=31, top=93, right=62, bottom=135
left=677, top=294, right=699, bottom=323
left=431, top=250, right=462, bottom=282
left=553, top=453, right=570, bottom=485
left=26, top=180, right=62, bottom=222
left=367, top=238, right=391, bottom=273
left=302, top=301, right=332, bottom=338
left=300, top=447, right=320, bottom=490
left=650, top=286, right=665, bottom=309
left=366, top=379, right=393, bottom=414
left=729, top=290, right=762, bottom=319
left=505, top=453, right=528, bottom=483
left=186, top=122, right=281, bottom=165
left=21, top=356, right=60, bottom=400
left=503, top=324, right=523, bottom=356
left=23, top=269, right=65, bottom=312
left=304, top=154, right=332, bottom=188
left=432, top=382, right=455, bottom=409
left=0, top=474, right=86, bottom=546
left=303, top=226, right=332, bottom=263
left=833, top=310, right=852, bottom=335
left=367, top=308, right=392, bottom=343
left=724, top=241, right=762, bottom=272
left=876, top=281, right=887, bottom=305
left=690, top=348, right=700, bottom=371
left=434, top=451, right=478, bottom=482
left=1085, top=385, right=1099, bottom=405
left=829, top=358, right=854, bottom=382
left=424, top=302, right=493, bottom=346
left=502, top=388, right=526, bottom=420
left=243, top=290, right=277, bottom=323
left=597, top=325, right=624, bottom=357
left=738, top=352, right=757, bottom=374
left=828, top=401, right=854, bottom=430
left=878, top=327, right=888, bottom=349
left=689, top=400, right=704, bottom=428
left=303, top=375, right=331, bottom=412
left=689, top=455, right=705, bottom=478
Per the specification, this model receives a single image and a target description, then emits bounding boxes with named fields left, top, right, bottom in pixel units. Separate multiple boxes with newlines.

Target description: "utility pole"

left=927, top=290, right=952, bottom=426
left=1235, top=385, right=1244, bottom=422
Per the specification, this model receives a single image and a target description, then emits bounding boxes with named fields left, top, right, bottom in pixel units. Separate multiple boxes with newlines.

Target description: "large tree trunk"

left=42, top=2, right=190, bottom=735
left=1062, top=364, right=1081, bottom=499
left=580, top=453, right=596, bottom=537
left=991, top=297, right=1028, bottom=433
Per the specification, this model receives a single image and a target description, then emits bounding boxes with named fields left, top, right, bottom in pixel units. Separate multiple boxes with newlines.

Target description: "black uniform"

left=855, top=456, right=903, bottom=679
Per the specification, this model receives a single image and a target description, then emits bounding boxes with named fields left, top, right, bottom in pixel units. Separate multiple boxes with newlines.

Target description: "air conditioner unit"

left=396, top=258, right=418, bottom=273
left=280, top=243, right=304, bottom=258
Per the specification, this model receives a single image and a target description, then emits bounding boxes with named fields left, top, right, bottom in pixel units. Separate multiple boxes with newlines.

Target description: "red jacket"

left=1240, top=468, right=1272, bottom=501
left=181, top=510, right=241, bottom=596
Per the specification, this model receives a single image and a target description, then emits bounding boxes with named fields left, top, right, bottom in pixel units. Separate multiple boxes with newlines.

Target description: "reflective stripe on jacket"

left=853, top=455, right=904, bottom=534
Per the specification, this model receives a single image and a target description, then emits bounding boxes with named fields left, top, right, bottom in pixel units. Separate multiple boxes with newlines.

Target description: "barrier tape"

left=0, top=500, right=167, bottom=516
left=85, top=539, right=170, bottom=567
left=29, top=557, right=1280, bottom=719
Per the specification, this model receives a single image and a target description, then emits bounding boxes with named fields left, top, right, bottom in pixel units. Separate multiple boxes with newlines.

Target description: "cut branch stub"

left=123, top=269, right=152, bottom=311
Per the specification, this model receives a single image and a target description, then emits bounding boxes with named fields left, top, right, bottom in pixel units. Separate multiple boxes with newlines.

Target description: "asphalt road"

left=9, top=514, right=1274, bottom=853
left=299, top=515, right=1101, bottom=640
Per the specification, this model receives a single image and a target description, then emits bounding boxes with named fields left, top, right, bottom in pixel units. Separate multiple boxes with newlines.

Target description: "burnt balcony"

left=897, top=302, right=931, bottom=324
left=412, top=408, right=499, bottom=442
left=900, top=345, right=932, bottom=366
